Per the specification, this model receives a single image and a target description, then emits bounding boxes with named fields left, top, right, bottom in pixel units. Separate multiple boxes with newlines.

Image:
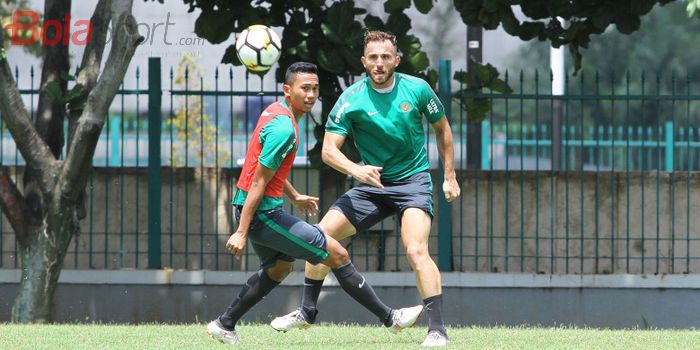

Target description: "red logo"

left=3, top=10, right=92, bottom=46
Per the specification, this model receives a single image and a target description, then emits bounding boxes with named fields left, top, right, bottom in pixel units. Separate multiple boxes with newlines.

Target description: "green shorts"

left=234, top=206, right=329, bottom=268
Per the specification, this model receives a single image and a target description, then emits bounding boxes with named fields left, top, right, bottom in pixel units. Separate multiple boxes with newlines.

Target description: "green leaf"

left=499, top=5, right=520, bottom=35
left=396, top=35, right=422, bottom=55
left=64, top=84, right=86, bottom=102
left=194, top=10, right=233, bottom=44
left=68, top=99, right=87, bottom=112
left=453, top=61, right=512, bottom=97
left=630, top=0, right=656, bottom=16
left=353, top=7, right=367, bottom=15
left=615, top=14, right=641, bottom=34
left=280, top=28, right=305, bottom=48
left=688, top=1, right=697, bottom=18
left=459, top=97, right=491, bottom=123
left=420, top=68, right=438, bottom=88
left=520, top=1, right=548, bottom=19
left=386, top=12, right=411, bottom=36
left=318, top=49, right=346, bottom=75
left=288, top=41, right=310, bottom=61
left=298, top=41, right=311, bottom=60
left=44, top=81, right=63, bottom=101
left=364, top=15, right=385, bottom=30
left=341, top=47, right=364, bottom=74
left=413, top=0, right=433, bottom=14
left=453, top=71, right=472, bottom=85
left=475, top=62, right=500, bottom=86
left=489, top=78, right=513, bottom=94
left=221, top=45, right=241, bottom=65
left=326, top=2, right=357, bottom=38
left=405, top=51, right=430, bottom=72
left=518, top=22, right=545, bottom=41
left=60, top=71, right=75, bottom=82
left=384, top=0, right=411, bottom=13
left=482, top=0, right=500, bottom=12
left=321, top=23, right=344, bottom=44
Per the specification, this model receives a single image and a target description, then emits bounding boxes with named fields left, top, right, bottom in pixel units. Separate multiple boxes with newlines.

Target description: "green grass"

left=2, top=323, right=700, bottom=349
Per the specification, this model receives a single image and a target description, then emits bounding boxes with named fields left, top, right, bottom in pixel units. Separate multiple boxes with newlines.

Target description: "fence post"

left=466, top=26, right=483, bottom=170
left=437, top=59, right=454, bottom=271
left=148, top=57, right=162, bottom=269
left=665, top=121, right=674, bottom=172
left=109, top=116, right=120, bottom=166
left=481, top=120, right=490, bottom=169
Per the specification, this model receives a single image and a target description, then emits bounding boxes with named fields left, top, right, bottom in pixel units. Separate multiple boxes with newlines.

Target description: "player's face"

left=284, top=72, right=320, bottom=117
left=361, top=39, right=400, bottom=88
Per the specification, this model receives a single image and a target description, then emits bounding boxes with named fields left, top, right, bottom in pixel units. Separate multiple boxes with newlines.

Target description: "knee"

left=266, top=261, right=293, bottom=282
left=405, top=243, right=429, bottom=266
left=326, top=245, right=350, bottom=268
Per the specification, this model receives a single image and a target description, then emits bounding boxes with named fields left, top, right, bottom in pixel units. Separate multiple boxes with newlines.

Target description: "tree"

left=168, top=53, right=230, bottom=167
left=0, top=0, right=143, bottom=322
left=450, top=0, right=684, bottom=119
left=687, top=0, right=700, bottom=17
left=454, top=0, right=675, bottom=70
left=504, top=1, right=700, bottom=126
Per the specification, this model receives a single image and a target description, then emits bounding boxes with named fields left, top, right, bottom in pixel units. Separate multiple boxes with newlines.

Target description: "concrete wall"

left=3, top=270, right=700, bottom=329
left=456, top=171, right=700, bottom=274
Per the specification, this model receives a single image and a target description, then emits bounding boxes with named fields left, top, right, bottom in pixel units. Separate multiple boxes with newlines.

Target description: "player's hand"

left=443, top=177, right=460, bottom=202
left=292, top=194, right=320, bottom=216
left=351, top=165, right=384, bottom=188
left=226, top=231, right=248, bottom=259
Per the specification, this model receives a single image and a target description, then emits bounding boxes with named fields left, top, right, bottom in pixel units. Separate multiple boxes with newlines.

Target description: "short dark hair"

left=364, top=30, right=397, bottom=52
left=285, top=62, right=318, bottom=84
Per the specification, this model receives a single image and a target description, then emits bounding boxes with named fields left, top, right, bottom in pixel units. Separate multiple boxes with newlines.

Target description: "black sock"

left=424, top=294, right=447, bottom=336
left=300, top=277, right=323, bottom=323
left=219, top=269, right=280, bottom=330
left=331, top=262, right=392, bottom=326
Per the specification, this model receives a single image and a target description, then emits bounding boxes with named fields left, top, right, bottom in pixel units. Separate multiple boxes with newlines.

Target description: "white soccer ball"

left=235, top=25, right=282, bottom=73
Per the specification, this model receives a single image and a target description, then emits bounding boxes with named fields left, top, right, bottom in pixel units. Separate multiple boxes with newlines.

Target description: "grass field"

left=2, top=323, right=700, bottom=349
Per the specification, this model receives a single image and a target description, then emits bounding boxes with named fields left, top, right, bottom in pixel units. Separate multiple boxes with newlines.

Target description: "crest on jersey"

left=400, top=102, right=412, bottom=112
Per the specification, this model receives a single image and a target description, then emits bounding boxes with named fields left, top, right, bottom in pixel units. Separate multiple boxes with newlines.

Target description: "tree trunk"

left=0, top=0, right=142, bottom=323
left=11, top=214, right=77, bottom=323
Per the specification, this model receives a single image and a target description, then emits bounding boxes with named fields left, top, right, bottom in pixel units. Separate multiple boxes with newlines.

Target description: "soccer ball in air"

left=235, top=25, right=282, bottom=73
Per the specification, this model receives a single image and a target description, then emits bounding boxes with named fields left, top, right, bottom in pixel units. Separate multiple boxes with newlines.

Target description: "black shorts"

left=235, top=206, right=329, bottom=268
left=329, top=171, right=433, bottom=233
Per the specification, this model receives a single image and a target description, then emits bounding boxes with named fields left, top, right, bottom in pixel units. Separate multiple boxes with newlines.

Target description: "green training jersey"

left=232, top=101, right=297, bottom=210
left=326, top=72, right=445, bottom=181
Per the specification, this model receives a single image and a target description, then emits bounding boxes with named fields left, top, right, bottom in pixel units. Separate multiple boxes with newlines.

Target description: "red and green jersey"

left=233, top=100, right=298, bottom=210
left=325, top=73, right=445, bottom=181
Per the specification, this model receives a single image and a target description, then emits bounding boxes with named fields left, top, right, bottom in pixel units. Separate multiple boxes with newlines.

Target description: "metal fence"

left=2, top=58, right=700, bottom=274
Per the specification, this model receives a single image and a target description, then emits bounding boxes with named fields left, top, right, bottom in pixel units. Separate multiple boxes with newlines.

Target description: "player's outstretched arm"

left=228, top=164, right=275, bottom=258
left=283, top=180, right=319, bottom=216
left=431, top=116, right=460, bottom=202
left=322, top=132, right=383, bottom=188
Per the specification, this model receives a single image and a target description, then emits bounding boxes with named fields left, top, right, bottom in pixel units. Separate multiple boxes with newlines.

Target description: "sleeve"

left=325, top=99, right=352, bottom=136
left=258, top=116, right=296, bottom=170
left=418, top=80, right=446, bottom=123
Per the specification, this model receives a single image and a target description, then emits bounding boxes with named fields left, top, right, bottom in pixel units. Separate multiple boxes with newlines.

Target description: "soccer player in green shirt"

left=271, top=32, right=460, bottom=347
left=207, top=62, right=424, bottom=345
